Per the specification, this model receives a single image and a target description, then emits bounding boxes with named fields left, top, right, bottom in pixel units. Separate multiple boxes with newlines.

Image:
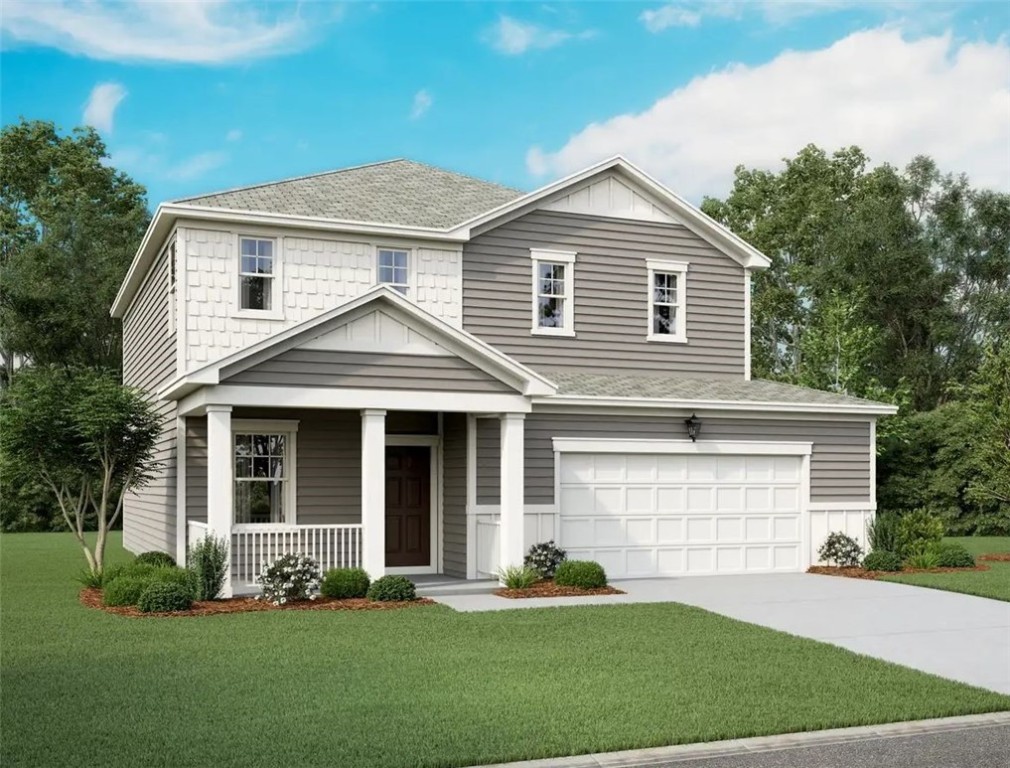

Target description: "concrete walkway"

left=433, top=573, right=1010, bottom=694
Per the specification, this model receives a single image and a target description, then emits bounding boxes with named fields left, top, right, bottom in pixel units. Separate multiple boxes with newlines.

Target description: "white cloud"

left=225, top=129, right=243, bottom=142
left=1, top=0, right=316, bottom=64
left=638, top=2, right=940, bottom=31
left=410, top=89, right=433, bottom=120
left=82, top=82, right=126, bottom=133
left=166, top=151, right=229, bottom=181
left=527, top=28, right=1010, bottom=200
left=485, top=14, right=595, bottom=55
left=639, top=6, right=702, bottom=32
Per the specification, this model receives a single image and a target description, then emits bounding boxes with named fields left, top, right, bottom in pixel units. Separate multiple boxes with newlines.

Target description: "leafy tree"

left=0, top=367, right=161, bottom=574
left=0, top=119, right=149, bottom=383
left=963, top=343, right=1010, bottom=510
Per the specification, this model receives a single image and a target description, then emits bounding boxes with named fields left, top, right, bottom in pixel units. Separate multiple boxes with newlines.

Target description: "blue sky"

left=2, top=1, right=1009, bottom=209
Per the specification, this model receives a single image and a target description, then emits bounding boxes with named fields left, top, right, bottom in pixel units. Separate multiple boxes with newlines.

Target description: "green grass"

left=2, top=534, right=1008, bottom=768
left=881, top=536, right=1010, bottom=602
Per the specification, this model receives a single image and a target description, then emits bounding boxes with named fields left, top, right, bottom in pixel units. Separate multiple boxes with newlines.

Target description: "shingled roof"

left=171, top=159, right=524, bottom=229
left=544, top=370, right=894, bottom=410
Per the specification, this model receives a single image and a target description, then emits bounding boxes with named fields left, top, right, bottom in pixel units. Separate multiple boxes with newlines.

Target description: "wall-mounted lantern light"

left=684, top=413, right=702, bottom=442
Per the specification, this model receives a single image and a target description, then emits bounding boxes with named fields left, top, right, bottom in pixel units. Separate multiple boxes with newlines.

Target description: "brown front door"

left=385, top=446, right=431, bottom=568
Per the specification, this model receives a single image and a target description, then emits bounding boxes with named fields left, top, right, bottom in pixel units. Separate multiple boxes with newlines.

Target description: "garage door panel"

left=558, top=452, right=804, bottom=579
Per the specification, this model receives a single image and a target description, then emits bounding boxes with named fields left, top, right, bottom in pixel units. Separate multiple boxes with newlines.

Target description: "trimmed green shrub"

left=867, top=514, right=900, bottom=554
left=188, top=534, right=229, bottom=600
left=936, top=543, right=975, bottom=568
left=134, top=551, right=176, bottom=568
left=367, top=575, right=416, bottom=602
left=524, top=541, right=566, bottom=579
left=896, top=508, right=944, bottom=559
left=137, top=582, right=193, bottom=613
left=102, top=566, right=196, bottom=607
left=862, top=550, right=902, bottom=572
left=497, top=565, right=539, bottom=589
left=906, top=550, right=941, bottom=570
left=321, top=568, right=370, bottom=599
left=817, top=532, right=863, bottom=567
left=554, top=560, right=607, bottom=589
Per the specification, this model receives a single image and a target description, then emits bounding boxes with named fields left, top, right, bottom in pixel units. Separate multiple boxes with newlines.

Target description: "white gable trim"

left=542, top=171, right=681, bottom=224
left=451, top=156, right=772, bottom=271
left=158, top=285, right=557, bottom=400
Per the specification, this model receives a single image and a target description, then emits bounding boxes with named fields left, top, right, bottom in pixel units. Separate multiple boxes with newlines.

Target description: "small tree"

left=1, top=366, right=160, bottom=574
left=964, top=343, right=1010, bottom=507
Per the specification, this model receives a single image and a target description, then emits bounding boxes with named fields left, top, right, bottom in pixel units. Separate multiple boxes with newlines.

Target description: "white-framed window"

left=530, top=248, right=576, bottom=336
left=377, top=248, right=410, bottom=294
left=167, top=241, right=177, bottom=335
left=646, top=259, right=689, bottom=343
left=239, top=237, right=276, bottom=311
left=232, top=420, right=298, bottom=525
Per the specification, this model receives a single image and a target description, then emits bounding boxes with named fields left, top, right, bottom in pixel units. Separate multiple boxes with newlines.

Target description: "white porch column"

left=205, top=405, right=233, bottom=598
left=361, top=409, right=386, bottom=579
left=499, top=412, right=526, bottom=576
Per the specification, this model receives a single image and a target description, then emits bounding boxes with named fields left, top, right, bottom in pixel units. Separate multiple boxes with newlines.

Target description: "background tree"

left=0, top=119, right=149, bottom=382
left=0, top=367, right=161, bottom=573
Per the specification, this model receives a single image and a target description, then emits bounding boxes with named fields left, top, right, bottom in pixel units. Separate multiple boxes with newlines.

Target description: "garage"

left=555, top=440, right=811, bottom=579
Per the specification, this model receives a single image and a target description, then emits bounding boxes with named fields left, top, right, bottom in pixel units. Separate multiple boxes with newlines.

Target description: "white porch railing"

left=475, top=517, right=500, bottom=579
left=232, top=524, right=364, bottom=586
left=187, top=521, right=209, bottom=551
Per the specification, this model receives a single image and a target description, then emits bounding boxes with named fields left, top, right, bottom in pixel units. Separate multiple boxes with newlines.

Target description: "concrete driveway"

left=434, top=574, right=1010, bottom=694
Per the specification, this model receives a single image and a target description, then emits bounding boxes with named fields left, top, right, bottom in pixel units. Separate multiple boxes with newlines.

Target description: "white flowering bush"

left=524, top=541, right=566, bottom=579
left=256, top=553, right=321, bottom=605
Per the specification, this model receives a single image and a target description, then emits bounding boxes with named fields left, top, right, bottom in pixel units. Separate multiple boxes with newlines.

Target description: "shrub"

left=554, top=560, right=607, bottom=589
left=906, top=550, right=941, bottom=570
left=102, top=566, right=196, bottom=607
left=321, top=568, right=370, bottom=599
left=817, top=532, right=863, bottom=567
left=896, top=508, right=945, bottom=559
left=188, top=534, right=229, bottom=600
left=367, top=575, right=416, bottom=602
left=936, top=543, right=975, bottom=568
left=257, top=554, right=321, bottom=605
left=137, top=582, right=193, bottom=613
left=866, top=513, right=901, bottom=554
left=134, top=551, right=176, bottom=568
left=862, top=550, right=902, bottom=572
left=524, top=541, right=566, bottom=579
left=497, top=565, right=539, bottom=589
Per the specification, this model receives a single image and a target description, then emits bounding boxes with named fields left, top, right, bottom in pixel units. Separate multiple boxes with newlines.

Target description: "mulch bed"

left=494, top=580, right=625, bottom=599
left=808, top=564, right=991, bottom=580
left=979, top=553, right=1010, bottom=563
left=80, top=588, right=433, bottom=618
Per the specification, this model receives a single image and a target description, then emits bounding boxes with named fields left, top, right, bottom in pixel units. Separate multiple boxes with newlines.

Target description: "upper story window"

left=646, top=259, right=688, bottom=343
left=239, top=237, right=275, bottom=311
left=233, top=421, right=298, bottom=525
left=377, top=248, right=409, bottom=294
left=167, top=241, right=177, bottom=334
left=530, top=248, right=576, bottom=336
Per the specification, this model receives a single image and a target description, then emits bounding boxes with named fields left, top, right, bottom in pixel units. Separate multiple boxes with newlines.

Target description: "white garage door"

left=558, top=452, right=805, bottom=578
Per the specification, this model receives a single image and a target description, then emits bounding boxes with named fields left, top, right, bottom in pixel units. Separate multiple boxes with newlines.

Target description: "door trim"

left=384, top=434, right=441, bottom=575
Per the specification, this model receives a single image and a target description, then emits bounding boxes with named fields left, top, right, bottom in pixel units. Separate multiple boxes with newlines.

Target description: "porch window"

left=233, top=432, right=292, bottom=524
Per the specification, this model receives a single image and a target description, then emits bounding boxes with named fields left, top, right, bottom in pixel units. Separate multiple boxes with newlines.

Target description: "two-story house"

left=113, top=156, right=895, bottom=595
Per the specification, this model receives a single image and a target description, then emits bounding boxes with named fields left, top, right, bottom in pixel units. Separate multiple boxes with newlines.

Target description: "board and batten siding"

left=462, top=210, right=746, bottom=377
left=122, top=242, right=177, bottom=555
left=475, top=413, right=872, bottom=505
left=186, top=410, right=438, bottom=526
left=442, top=414, right=467, bottom=577
left=223, top=350, right=515, bottom=393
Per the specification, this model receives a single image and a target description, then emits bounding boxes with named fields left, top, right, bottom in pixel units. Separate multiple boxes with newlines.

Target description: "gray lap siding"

left=475, top=412, right=872, bottom=505
left=462, top=210, right=747, bottom=377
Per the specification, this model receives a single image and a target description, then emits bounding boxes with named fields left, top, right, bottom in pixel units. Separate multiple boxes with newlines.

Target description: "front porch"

left=179, top=407, right=531, bottom=596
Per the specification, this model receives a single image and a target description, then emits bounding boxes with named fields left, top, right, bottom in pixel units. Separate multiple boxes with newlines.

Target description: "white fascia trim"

left=552, top=438, right=813, bottom=456
left=534, top=395, right=898, bottom=416
left=158, top=286, right=557, bottom=400
left=450, top=156, right=772, bottom=271
left=177, top=385, right=533, bottom=417
left=744, top=270, right=752, bottom=381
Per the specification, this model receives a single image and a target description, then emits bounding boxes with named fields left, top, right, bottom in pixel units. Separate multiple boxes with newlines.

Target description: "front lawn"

left=881, top=536, right=1010, bottom=602
left=2, top=533, right=1008, bottom=768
